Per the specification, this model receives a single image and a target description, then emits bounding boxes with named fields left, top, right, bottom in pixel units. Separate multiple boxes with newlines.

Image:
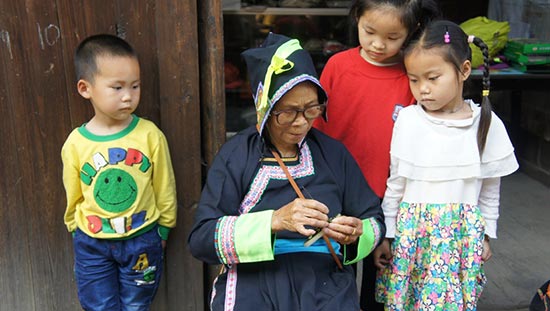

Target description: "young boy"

left=62, top=34, right=177, bottom=310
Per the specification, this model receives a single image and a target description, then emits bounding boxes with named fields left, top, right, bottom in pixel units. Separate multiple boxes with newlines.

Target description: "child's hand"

left=482, top=238, right=492, bottom=262
left=373, top=238, right=393, bottom=270
left=161, top=240, right=167, bottom=249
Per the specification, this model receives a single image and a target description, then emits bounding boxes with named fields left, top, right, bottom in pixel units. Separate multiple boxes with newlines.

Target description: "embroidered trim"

left=369, top=218, right=382, bottom=254
left=271, top=74, right=321, bottom=108
left=215, top=142, right=315, bottom=310
left=215, top=216, right=239, bottom=264
left=225, top=266, right=237, bottom=311
left=210, top=267, right=222, bottom=309
left=258, top=75, right=322, bottom=134
left=240, top=143, right=314, bottom=214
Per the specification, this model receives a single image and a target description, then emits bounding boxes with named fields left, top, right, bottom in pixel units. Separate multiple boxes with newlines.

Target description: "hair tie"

left=482, top=89, right=490, bottom=97
left=444, top=29, right=450, bottom=44
left=468, top=35, right=475, bottom=43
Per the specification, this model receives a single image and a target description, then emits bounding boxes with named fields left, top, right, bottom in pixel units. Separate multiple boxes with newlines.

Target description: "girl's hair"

left=349, top=0, right=441, bottom=45
left=404, top=20, right=492, bottom=155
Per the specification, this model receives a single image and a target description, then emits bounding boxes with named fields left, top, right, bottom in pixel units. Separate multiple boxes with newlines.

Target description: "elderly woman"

left=188, top=33, right=384, bottom=311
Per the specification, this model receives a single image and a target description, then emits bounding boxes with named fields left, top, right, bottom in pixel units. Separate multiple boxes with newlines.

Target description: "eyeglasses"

left=270, top=104, right=326, bottom=125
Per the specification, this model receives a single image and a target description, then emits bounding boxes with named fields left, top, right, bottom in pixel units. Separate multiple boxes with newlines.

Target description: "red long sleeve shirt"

left=315, top=47, right=415, bottom=198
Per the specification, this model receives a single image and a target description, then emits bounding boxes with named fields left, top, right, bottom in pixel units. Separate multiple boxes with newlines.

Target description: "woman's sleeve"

left=187, top=148, right=275, bottom=265
left=478, top=177, right=501, bottom=239
left=339, top=149, right=385, bottom=265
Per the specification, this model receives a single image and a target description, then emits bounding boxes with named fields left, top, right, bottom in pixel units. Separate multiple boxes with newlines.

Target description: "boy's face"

left=77, top=55, right=141, bottom=124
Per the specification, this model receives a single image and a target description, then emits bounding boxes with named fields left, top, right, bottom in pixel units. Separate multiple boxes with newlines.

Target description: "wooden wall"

left=0, top=0, right=224, bottom=310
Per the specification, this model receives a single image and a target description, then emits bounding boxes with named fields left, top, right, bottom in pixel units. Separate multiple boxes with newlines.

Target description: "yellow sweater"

left=62, top=115, right=177, bottom=239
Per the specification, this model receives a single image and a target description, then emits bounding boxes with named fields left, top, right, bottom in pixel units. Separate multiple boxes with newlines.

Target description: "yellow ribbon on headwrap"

left=256, top=39, right=303, bottom=129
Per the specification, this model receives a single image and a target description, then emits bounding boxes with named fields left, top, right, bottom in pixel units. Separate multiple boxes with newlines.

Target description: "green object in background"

left=506, top=38, right=550, bottom=55
left=460, top=17, right=510, bottom=68
left=504, top=50, right=550, bottom=66
left=509, top=62, right=550, bottom=73
left=503, top=38, right=550, bottom=73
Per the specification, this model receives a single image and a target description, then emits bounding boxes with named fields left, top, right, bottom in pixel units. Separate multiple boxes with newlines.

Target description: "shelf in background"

left=471, top=68, right=550, bottom=79
left=223, top=7, right=348, bottom=16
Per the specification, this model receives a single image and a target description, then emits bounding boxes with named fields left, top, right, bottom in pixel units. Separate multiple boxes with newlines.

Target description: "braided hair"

left=404, top=20, right=492, bottom=155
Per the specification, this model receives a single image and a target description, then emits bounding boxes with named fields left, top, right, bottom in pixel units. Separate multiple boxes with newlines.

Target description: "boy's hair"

left=404, top=20, right=492, bottom=155
left=74, top=34, right=137, bottom=82
left=349, top=0, right=441, bottom=45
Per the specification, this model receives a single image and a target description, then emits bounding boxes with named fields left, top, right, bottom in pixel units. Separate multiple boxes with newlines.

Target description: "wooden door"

left=0, top=0, right=224, bottom=310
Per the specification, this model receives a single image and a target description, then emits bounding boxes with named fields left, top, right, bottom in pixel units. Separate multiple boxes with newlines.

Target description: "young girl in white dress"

left=374, top=20, right=519, bottom=311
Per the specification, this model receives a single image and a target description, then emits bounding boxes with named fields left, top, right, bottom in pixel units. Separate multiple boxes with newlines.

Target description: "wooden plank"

left=56, top=0, right=118, bottom=128
left=0, top=2, right=35, bottom=309
left=199, top=0, right=225, bottom=166
left=154, top=0, right=205, bottom=309
left=55, top=0, right=95, bottom=129
left=0, top=1, right=77, bottom=309
left=198, top=0, right=226, bottom=305
left=116, top=0, right=160, bottom=124
left=1, top=0, right=212, bottom=309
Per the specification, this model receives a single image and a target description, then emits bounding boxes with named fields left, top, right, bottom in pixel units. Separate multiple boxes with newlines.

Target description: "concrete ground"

left=477, top=171, right=550, bottom=311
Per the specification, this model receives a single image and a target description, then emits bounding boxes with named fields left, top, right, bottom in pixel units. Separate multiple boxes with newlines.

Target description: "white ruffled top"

left=382, top=100, right=519, bottom=238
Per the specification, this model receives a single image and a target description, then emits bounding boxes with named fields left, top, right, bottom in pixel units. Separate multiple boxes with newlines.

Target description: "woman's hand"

left=272, top=198, right=329, bottom=236
left=482, top=237, right=492, bottom=262
left=323, top=215, right=363, bottom=245
left=373, top=238, right=392, bottom=270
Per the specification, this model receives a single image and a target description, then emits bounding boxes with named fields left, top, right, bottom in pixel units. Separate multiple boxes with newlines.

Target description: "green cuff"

left=158, top=225, right=170, bottom=240
left=234, top=210, right=275, bottom=263
left=344, top=218, right=380, bottom=265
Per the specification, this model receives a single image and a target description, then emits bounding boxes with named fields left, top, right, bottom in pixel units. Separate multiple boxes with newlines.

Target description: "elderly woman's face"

left=266, top=82, right=322, bottom=155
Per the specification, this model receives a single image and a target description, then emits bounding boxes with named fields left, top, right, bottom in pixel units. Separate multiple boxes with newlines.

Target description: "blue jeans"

left=73, top=226, right=163, bottom=311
